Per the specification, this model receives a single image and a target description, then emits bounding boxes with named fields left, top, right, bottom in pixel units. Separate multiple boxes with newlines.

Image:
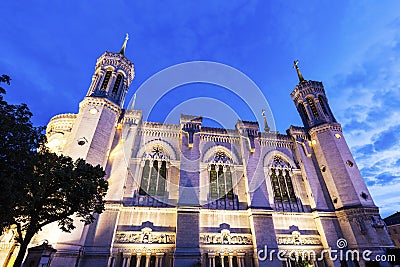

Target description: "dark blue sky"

left=1, top=1, right=399, bottom=217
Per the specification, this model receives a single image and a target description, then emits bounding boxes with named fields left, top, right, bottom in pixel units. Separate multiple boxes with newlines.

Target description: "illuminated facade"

left=384, top=212, right=400, bottom=248
left=19, top=40, right=394, bottom=267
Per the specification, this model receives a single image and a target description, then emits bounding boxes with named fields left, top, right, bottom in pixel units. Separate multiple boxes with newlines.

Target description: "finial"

left=130, top=93, right=137, bottom=110
left=293, top=60, right=305, bottom=83
left=119, top=33, right=129, bottom=55
left=262, top=109, right=270, bottom=132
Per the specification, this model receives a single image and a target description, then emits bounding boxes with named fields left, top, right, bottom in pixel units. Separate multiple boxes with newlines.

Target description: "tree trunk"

left=13, top=230, right=34, bottom=267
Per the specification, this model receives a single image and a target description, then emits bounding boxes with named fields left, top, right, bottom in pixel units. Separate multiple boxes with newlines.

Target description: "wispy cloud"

left=330, top=16, right=400, bottom=217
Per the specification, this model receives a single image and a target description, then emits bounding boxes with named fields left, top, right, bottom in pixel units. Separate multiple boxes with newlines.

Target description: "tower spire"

left=119, top=33, right=129, bottom=55
left=293, top=60, right=305, bottom=83
left=262, top=109, right=270, bottom=132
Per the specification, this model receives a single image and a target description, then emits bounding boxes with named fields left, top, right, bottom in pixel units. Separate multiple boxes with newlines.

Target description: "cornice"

left=79, top=96, right=122, bottom=114
left=308, top=123, right=342, bottom=136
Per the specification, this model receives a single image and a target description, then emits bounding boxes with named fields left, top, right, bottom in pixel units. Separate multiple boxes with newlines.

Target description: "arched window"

left=112, top=74, right=123, bottom=94
left=298, top=102, right=309, bottom=122
left=209, top=164, right=233, bottom=200
left=318, top=95, right=329, bottom=116
left=139, top=146, right=169, bottom=197
left=139, top=160, right=167, bottom=196
left=306, top=96, right=319, bottom=117
left=208, top=151, right=234, bottom=200
left=269, top=156, right=297, bottom=204
left=100, top=71, right=112, bottom=89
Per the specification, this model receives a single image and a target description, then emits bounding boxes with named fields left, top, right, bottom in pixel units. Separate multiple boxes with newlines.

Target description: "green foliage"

left=0, top=74, right=45, bottom=230
left=0, top=75, right=108, bottom=266
left=15, top=152, right=108, bottom=235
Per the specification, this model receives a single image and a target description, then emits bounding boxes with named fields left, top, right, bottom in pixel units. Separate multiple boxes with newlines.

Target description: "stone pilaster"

left=174, top=115, right=202, bottom=266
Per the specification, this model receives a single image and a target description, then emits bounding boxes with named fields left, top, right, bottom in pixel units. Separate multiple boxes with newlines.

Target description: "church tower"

left=290, top=61, right=392, bottom=263
left=63, top=34, right=134, bottom=166
left=47, top=35, right=135, bottom=267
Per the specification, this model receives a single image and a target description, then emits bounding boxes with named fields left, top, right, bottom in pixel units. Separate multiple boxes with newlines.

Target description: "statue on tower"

left=293, top=60, right=306, bottom=83
left=120, top=33, right=129, bottom=55
left=262, top=109, right=270, bottom=132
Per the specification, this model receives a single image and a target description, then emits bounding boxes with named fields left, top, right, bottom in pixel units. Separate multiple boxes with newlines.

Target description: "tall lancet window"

left=112, top=74, right=123, bottom=95
left=208, top=151, right=234, bottom=200
left=298, top=102, right=309, bottom=122
left=306, top=96, right=319, bottom=118
left=269, top=155, right=299, bottom=211
left=139, top=146, right=169, bottom=197
left=318, top=95, right=329, bottom=116
left=100, top=71, right=112, bottom=90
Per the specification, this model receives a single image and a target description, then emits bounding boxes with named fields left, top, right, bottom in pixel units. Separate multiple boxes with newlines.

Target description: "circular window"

left=89, top=107, right=98, bottom=115
left=335, top=133, right=341, bottom=139
left=321, top=165, right=326, bottom=172
left=360, top=192, right=368, bottom=200
left=333, top=197, right=338, bottom=204
left=77, top=137, right=87, bottom=146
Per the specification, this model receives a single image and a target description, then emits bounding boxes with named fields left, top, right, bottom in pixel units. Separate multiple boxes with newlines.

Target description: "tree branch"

left=15, top=222, right=24, bottom=244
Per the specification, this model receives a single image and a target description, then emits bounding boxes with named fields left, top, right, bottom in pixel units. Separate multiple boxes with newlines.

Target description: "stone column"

left=168, top=253, right=174, bottom=267
left=145, top=253, right=151, bottom=267
left=314, top=98, right=327, bottom=120
left=156, top=252, right=164, bottom=267
left=220, top=255, right=225, bottom=267
left=208, top=253, right=216, bottom=267
left=107, top=73, right=117, bottom=94
left=303, top=102, right=314, bottom=122
left=123, top=254, right=131, bottom=267
left=107, top=256, right=115, bottom=267
left=136, top=254, right=142, bottom=267
left=237, top=253, right=245, bottom=267
left=228, top=253, right=233, bottom=267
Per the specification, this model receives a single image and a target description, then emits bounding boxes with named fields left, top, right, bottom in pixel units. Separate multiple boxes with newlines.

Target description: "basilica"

left=4, top=38, right=394, bottom=267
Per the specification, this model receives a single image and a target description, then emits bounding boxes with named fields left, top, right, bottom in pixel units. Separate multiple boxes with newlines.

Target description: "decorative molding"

left=200, top=232, right=252, bottom=245
left=276, top=232, right=321, bottom=246
left=137, top=123, right=180, bottom=139
left=111, top=248, right=172, bottom=254
left=199, top=134, right=240, bottom=144
left=114, top=231, right=175, bottom=244
left=259, top=138, right=294, bottom=149
left=202, top=145, right=239, bottom=165
left=79, top=97, right=121, bottom=114
left=309, top=123, right=342, bottom=136
left=136, top=138, right=178, bottom=160
left=263, top=150, right=297, bottom=170
left=105, top=202, right=122, bottom=211
left=96, top=52, right=135, bottom=83
left=46, top=113, right=77, bottom=136
left=290, top=80, right=326, bottom=104
left=123, top=110, right=142, bottom=125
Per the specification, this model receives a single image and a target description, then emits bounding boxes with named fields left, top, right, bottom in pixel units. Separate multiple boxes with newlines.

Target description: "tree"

left=0, top=76, right=108, bottom=267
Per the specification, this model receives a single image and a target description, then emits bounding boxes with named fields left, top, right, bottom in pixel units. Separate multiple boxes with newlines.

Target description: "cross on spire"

left=293, top=60, right=305, bottom=83
left=119, top=33, right=129, bottom=55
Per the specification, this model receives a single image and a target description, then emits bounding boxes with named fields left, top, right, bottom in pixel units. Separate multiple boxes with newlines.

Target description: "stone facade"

left=12, top=46, right=394, bottom=267
left=384, top=212, right=400, bottom=248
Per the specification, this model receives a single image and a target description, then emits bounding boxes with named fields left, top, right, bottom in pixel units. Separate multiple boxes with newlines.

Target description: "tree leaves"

left=0, top=75, right=108, bottom=266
